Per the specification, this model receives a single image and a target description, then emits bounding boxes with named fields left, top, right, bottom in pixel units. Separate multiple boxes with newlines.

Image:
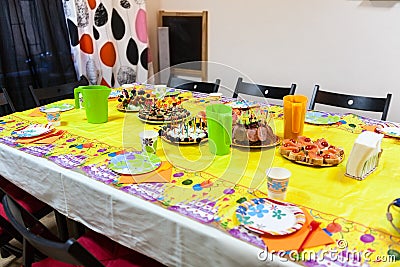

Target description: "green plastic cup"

left=206, top=104, right=232, bottom=155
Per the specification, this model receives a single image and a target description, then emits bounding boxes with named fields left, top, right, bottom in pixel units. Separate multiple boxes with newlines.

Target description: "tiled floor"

left=0, top=212, right=57, bottom=267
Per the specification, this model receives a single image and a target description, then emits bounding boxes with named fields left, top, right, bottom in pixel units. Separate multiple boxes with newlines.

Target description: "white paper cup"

left=266, top=167, right=291, bottom=200
left=43, top=108, right=61, bottom=126
left=139, top=130, right=158, bottom=154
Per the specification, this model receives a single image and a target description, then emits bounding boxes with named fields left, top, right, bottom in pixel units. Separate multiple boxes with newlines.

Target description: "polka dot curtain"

left=63, top=0, right=150, bottom=87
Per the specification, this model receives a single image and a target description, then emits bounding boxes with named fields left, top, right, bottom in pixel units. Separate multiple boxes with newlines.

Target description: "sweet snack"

left=117, top=87, right=154, bottom=111
left=280, top=136, right=344, bottom=166
left=138, top=95, right=190, bottom=123
left=160, top=117, right=207, bottom=144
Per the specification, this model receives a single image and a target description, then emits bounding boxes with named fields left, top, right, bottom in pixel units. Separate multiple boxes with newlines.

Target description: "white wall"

left=147, top=0, right=400, bottom=122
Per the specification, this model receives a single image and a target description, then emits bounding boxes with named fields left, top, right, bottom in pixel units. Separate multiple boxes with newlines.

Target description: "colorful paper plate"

left=166, top=89, right=180, bottom=97
left=109, top=90, right=121, bottom=98
left=305, top=111, right=341, bottom=125
left=108, top=151, right=161, bottom=175
left=236, top=198, right=306, bottom=236
left=116, top=103, right=140, bottom=112
left=377, top=127, right=400, bottom=138
left=40, top=103, right=74, bottom=112
left=226, top=101, right=259, bottom=109
left=12, top=124, right=54, bottom=138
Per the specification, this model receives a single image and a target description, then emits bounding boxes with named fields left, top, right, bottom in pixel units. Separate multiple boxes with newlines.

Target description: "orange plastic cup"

left=283, top=95, right=308, bottom=140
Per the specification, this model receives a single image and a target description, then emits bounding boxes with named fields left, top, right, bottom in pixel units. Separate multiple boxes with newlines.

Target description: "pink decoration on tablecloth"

left=135, top=9, right=147, bottom=43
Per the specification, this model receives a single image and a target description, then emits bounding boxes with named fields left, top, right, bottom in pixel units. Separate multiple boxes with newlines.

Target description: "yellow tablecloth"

left=2, top=98, right=400, bottom=266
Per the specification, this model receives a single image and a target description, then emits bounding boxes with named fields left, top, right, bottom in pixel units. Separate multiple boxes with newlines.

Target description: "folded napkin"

left=346, top=131, right=383, bottom=180
left=261, top=208, right=334, bottom=251
left=28, top=108, right=44, bottom=117
left=17, top=130, right=65, bottom=144
left=118, top=161, right=172, bottom=184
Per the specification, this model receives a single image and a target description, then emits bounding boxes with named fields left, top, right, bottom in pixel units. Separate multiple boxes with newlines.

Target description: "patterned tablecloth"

left=0, top=91, right=399, bottom=266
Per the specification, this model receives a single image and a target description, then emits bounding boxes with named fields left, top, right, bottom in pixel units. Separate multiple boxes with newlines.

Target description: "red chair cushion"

left=0, top=177, right=48, bottom=219
left=0, top=176, right=49, bottom=236
left=32, top=230, right=164, bottom=267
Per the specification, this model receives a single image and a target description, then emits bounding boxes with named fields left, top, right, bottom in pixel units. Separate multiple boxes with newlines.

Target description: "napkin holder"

left=345, top=131, right=383, bottom=181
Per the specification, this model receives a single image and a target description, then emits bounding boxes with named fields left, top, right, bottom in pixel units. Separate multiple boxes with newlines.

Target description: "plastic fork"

left=298, top=220, right=321, bottom=252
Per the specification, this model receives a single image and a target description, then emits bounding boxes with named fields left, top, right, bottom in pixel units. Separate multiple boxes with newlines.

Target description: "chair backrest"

left=309, top=85, right=392, bottom=121
left=233, top=77, right=296, bottom=100
left=29, top=75, right=89, bottom=106
left=0, top=87, right=16, bottom=113
left=2, top=195, right=104, bottom=267
left=167, top=76, right=221, bottom=94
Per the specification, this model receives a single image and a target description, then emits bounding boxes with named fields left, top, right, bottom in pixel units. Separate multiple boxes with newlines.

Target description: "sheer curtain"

left=63, top=0, right=151, bottom=87
left=0, top=0, right=77, bottom=113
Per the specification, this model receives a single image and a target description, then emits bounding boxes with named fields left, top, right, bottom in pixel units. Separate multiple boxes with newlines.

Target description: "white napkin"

left=346, top=131, right=383, bottom=180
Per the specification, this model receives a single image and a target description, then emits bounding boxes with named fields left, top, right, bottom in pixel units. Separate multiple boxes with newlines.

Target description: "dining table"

left=0, top=86, right=399, bottom=267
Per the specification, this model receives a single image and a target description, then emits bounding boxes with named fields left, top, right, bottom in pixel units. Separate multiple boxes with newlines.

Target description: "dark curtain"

left=0, top=0, right=77, bottom=114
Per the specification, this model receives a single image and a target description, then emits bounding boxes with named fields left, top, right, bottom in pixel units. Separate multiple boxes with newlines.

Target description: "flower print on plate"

left=376, top=127, right=400, bottom=138
left=108, top=151, right=161, bottom=175
left=109, top=90, right=121, bottom=98
left=235, top=198, right=306, bottom=235
left=40, top=103, right=74, bottom=112
left=305, top=111, right=341, bottom=125
left=11, top=124, right=54, bottom=138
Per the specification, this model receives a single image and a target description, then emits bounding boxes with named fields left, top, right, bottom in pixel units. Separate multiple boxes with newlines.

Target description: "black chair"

left=233, top=77, right=296, bottom=100
left=167, top=76, right=221, bottom=93
left=2, top=194, right=165, bottom=267
left=0, top=87, right=16, bottom=115
left=309, top=85, right=392, bottom=121
left=0, top=175, right=68, bottom=259
left=29, top=75, right=89, bottom=107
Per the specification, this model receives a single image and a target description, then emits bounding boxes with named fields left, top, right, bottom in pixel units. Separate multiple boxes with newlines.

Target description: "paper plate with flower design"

left=236, top=198, right=306, bottom=235
left=376, top=127, right=400, bottom=138
left=11, top=124, right=54, bottom=138
left=108, top=151, right=161, bottom=175
left=305, top=111, right=341, bottom=125
left=40, top=103, right=74, bottom=112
